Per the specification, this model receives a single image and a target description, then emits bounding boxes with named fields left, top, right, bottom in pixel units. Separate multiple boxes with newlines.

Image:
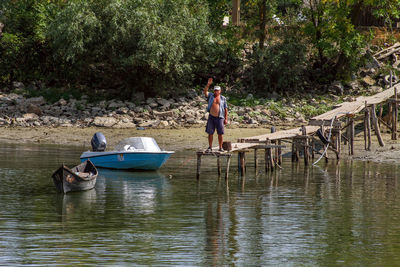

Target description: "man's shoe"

left=205, top=147, right=212, bottom=152
left=218, top=148, right=224, bottom=152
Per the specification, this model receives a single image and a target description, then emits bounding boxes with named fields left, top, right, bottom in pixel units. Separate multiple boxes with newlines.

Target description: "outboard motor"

left=91, top=132, right=107, bottom=152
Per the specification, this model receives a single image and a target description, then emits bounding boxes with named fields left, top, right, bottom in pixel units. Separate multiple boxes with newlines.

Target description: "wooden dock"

left=196, top=82, right=400, bottom=180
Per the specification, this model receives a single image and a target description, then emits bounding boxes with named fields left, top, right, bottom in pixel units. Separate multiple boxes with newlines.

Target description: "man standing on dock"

left=203, top=78, right=228, bottom=152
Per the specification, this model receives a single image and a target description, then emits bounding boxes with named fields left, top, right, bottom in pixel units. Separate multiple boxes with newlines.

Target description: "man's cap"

left=213, top=86, right=221, bottom=91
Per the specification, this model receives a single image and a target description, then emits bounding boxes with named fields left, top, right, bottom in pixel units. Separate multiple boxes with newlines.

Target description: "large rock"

left=40, top=116, right=60, bottom=125
left=26, top=96, right=45, bottom=106
left=108, top=100, right=125, bottom=109
left=138, top=120, right=160, bottom=127
left=153, top=110, right=175, bottom=118
left=92, top=116, right=117, bottom=127
left=362, top=76, right=376, bottom=86
left=26, top=103, right=42, bottom=116
left=329, top=81, right=344, bottom=95
left=12, top=81, right=25, bottom=90
left=112, top=121, right=136, bottom=129
left=132, top=92, right=145, bottom=103
left=55, top=98, right=67, bottom=106
left=23, top=113, right=39, bottom=121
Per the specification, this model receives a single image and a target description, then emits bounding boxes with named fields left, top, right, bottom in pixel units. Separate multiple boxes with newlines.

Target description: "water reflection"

left=98, top=169, right=167, bottom=214
left=2, top=145, right=400, bottom=265
left=57, top=189, right=97, bottom=222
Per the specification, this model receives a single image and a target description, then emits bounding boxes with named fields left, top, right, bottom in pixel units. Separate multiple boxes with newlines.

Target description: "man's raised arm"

left=203, top=78, right=213, bottom=98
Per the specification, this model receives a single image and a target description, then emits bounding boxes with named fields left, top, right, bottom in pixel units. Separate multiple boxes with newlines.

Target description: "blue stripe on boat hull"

left=80, top=152, right=172, bottom=170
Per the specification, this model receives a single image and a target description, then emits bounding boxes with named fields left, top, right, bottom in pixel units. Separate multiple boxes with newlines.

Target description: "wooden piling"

left=291, top=141, right=296, bottom=162
left=271, top=127, right=278, bottom=165
left=350, top=119, right=355, bottom=155
left=311, top=138, right=315, bottom=159
left=217, top=156, right=221, bottom=176
left=269, top=142, right=274, bottom=171
left=254, top=148, right=258, bottom=170
left=225, top=155, right=231, bottom=181
left=393, top=88, right=398, bottom=140
left=365, top=102, right=372, bottom=151
left=344, top=117, right=348, bottom=146
left=302, top=126, right=309, bottom=166
left=196, top=153, right=202, bottom=180
left=295, top=140, right=300, bottom=162
left=239, top=151, right=246, bottom=176
left=265, top=140, right=274, bottom=171
left=337, top=127, right=342, bottom=154
left=371, top=104, right=385, bottom=147
left=364, top=107, right=367, bottom=150
left=278, top=139, right=282, bottom=164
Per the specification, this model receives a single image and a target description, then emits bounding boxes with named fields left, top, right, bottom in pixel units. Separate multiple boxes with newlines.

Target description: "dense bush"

left=0, top=0, right=49, bottom=85
left=244, top=10, right=308, bottom=96
left=303, top=1, right=370, bottom=81
left=0, top=0, right=243, bottom=98
left=0, top=0, right=394, bottom=100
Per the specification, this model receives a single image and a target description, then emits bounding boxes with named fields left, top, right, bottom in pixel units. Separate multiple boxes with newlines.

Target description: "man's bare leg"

left=218, top=134, right=223, bottom=149
left=208, top=134, right=213, bottom=149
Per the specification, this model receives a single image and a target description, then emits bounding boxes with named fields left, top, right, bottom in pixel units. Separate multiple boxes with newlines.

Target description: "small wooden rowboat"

left=52, top=160, right=98, bottom=193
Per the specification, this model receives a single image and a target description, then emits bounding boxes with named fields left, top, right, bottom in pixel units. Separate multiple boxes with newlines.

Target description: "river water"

left=0, top=142, right=399, bottom=266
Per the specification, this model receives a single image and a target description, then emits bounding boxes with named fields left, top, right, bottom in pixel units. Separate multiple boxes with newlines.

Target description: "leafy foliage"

left=0, top=0, right=398, bottom=101
left=303, top=1, right=369, bottom=81
left=0, top=0, right=49, bottom=84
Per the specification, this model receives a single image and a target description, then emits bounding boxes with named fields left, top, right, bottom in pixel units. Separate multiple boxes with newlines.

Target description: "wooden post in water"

left=302, top=126, right=309, bottom=166
left=311, top=137, right=315, bottom=159
left=395, top=88, right=398, bottom=139
left=364, top=107, right=367, bottom=150
left=271, top=127, right=278, bottom=166
left=265, top=140, right=274, bottom=171
left=365, top=102, right=372, bottom=150
left=225, top=155, right=232, bottom=181
left=291, top=141, right=296, bottom=162
left=337, top=126, right=342, bottom=154
left=254, top=148, right=258, bottom=170
left=238, top=139, right=245, bottom=175
left=371, top=104, right=385, bottom=146
left=367, top=111, right=372, bottom=151
left=393, top=87, right=398, bottom=140
left=278, top=139, right=282, bottom=164
left=295, top=139, right=300, bottom=162
left=350, top=119, right=355, bottom=155
left=196, top=153, right=202, bottom=180
left=344, top=117, right=348, bottom=146
left=269, top=141, right=274, bottom=171
left=217, top=156, right=221, bottom=176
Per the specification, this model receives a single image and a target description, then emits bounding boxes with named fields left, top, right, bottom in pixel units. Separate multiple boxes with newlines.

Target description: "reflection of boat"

left=56, top=189, right=97, bottom=222
left=52, top=160, right=98, bottom=193
left=98, top=168, right=166, bottom=180
left=97, top=168, right=167, bottom=214
left=80, top=134, right=174, bottom=170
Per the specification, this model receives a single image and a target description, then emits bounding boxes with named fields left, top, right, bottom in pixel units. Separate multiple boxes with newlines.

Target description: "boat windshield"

left=114, top=137, right=162, bottom=152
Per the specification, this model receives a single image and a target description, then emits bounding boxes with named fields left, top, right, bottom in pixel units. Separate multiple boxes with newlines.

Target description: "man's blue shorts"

left=205, top=114, right=224, bottom=135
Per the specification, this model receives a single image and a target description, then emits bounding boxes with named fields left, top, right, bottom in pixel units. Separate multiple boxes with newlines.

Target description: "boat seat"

left=74, top=172, right=92, bottom=178
left=123, top=145, right=136, bottom=151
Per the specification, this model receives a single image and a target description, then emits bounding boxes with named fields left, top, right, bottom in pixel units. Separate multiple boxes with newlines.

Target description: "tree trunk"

left=259, top=0, right=267, bottom=49
left=232, top=0, right=241, bottom=26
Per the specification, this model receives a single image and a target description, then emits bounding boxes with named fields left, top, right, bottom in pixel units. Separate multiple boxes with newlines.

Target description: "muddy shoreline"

left=1, top=124, right=400, bottom=164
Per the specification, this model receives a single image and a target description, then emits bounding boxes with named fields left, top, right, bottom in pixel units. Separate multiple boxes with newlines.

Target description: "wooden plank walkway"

left=241, top=125, right=320, bottom=143
left=311, top=83, right=400, bottom=123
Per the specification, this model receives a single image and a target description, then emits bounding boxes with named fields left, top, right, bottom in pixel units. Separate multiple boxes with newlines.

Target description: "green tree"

left=44, top=0, right=241, bottom=97
left=0, top=0, right=49, bottom=85
left=303, top=0, right=368, bottom=80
